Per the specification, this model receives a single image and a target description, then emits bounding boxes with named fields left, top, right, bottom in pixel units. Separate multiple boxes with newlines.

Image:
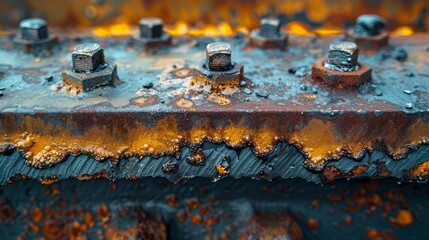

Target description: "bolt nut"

left=260, top=18, right=281, bottom=38
left=328, top=42, right=359, bottom=68
left=206, top=42, right=232, bottom=71
left=312, top=57, right=371, bottom=88
left=63, top=43, right=117, bottom=92
left=354, top=14, right=386, bottom=37
left=139, top=17, right=164, bottom=39
left=19, top=18, right=49, bottom=41
left=72, top=43, right=105, bottom=73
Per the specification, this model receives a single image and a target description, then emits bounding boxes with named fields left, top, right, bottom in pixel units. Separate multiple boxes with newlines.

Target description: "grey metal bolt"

left=206, top=42, right=232, bottom=71
left=72, top=43, right=105, bottom=73
left=353, top=14, right=386, bottom=36
left=139, top=17, right=164, bottom=39
left=260, top=17, right=281, bottom=38
left=19, top=18, right=49, bottom=41
left=328, top=41, right=359, bottom=68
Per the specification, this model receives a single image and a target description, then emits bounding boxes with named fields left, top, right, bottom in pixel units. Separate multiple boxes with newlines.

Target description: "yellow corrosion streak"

left=2, top=115, right=429, bottom=169
left=291, top=119, right=429, bottom=166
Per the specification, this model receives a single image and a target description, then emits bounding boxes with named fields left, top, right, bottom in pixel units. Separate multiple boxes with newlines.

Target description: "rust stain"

left=175, top=98, right=194, bottom=109
left=97, top=205, right=110, bottom=223
left=390, top=209, right=414, bottom=227
left=130, top=96, right=158, bottom=106
left=410, top=160, right=429, bottom=178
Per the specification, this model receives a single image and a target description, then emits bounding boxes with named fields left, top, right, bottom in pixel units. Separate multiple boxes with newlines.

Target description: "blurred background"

left=0, top=0, right=428, bottom=37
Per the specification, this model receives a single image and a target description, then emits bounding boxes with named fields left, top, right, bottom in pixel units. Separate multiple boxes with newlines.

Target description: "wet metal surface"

left=0, top=32, right=429, bottom=182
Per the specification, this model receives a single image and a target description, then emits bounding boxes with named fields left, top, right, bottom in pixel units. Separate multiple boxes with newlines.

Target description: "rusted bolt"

left=197, top=42, right=244, bottom=88
left=206, top=42, right=232, bottom=71
left=62, top=43, right=118, bottom=92
left=139, top=17, right=163, bottom=39
left=13, top=18, right=57, bottom=52
left=72, top=43, right=105, bottom=73
left=250, top=17, right=288, bottom=49
left=134, top=17, right=171, bottom=49
left=311, top=41, right=372, bottom=88
left=326, top=42, right=359, bottom=71
left=19, top=18, right=49, bottom=41
left=347, top=14, right=388, bottom=53
left=354, top=14, right=386, bottom=36
left=260, top=18, right=281, bottom=37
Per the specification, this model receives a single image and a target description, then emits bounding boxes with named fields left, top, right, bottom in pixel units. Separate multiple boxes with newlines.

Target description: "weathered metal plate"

left=0, top=32, right=429, bottom=183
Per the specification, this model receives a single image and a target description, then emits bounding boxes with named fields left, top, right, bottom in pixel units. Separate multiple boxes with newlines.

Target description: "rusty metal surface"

left=0, top=177, right=428, bottom=240
left=0, top=32, right=429, bottom=183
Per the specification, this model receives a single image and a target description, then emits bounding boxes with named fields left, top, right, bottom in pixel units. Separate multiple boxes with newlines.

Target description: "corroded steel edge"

left=0, top=111, right=428, bottom=184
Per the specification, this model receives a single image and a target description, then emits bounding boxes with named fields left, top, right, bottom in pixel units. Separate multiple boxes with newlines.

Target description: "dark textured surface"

left=0, top=177, right=428, bottom=239
left=1, top=142, right=429, bottom=185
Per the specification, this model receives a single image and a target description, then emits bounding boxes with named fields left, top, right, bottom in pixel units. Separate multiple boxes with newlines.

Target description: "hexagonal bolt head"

left=19, top=18, right=49, bottom=41
left=259, top=18, right=281, bottom=38
left=72, top=43, right=105, bottom=73
left=206, top=42, right=232, bottom=71
left=139, top=17, right=164, bottom=39
left=328, top=42, right=359, bottom=68
left=353, top=14, right=386, bottom=36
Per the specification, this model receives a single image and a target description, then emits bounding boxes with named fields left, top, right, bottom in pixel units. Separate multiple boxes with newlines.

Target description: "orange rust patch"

left=130, top=95, right=158, bottom=106
left=166, top=195, right=179, bottom=207
left=307, top=218, right=319, bottom=230
left=68, top=221, right=87, bottom=239
left=191, top=71, right=240, bottom=94
left=185, top=198, right=200, bottom=209
left=175, top=98, right=194, bottom=109
left=105, top=227, right=138, bottom=240
left=42, top=220, right=64, bottom=240
left=390, top=209, right=414, bottom=226
left=97, top=205, right=110, bottom=223
left=410, top=160, right=429, bottom=177
left=207, top=93, right=231, bottom=106
left=191, top=214, right=202, bottom=225
left=31, top=208, right=43, bottom=223
left=39, top=177, right=59, bottom=185
left=216, top=163, right=230, bottom=178
left=84, top=212, right=95, bottom=228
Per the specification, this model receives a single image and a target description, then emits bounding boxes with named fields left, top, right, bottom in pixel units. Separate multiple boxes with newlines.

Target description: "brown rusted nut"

left=134, top=17, right=171, bottom=49
left=311, top=57, right=372, bottom=88
left=13, top=18, right=57, bottom=52
left=63, top=43, right=117, bottom=92
left=347, top=29, right=389, bottom=54
left=249, top=30, right=288, bottom=49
